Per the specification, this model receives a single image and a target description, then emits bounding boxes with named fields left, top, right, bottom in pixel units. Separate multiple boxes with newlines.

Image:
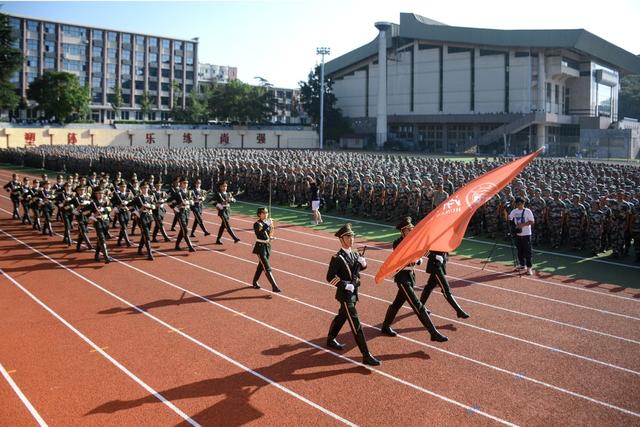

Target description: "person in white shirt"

left=508, top=197, right=535, bottom=275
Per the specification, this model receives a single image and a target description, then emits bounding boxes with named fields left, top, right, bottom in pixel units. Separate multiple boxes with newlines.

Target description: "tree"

left=110, top=85, right=124, bottom=120
left=186, top=87, right=208, bottom=122
left=0, top=13, right=23, bottom=112
left=139, top=90, right=152, bottom=120
left=619, top=75, right=640, bottom=120
left=27, top=71, right=90, bottom=123
left=299, top=65, right=351, bottom=142
left=205, top=79, right=275, bottom=124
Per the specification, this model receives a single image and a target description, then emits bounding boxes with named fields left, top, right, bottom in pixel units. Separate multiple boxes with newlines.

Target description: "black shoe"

left=147, top=255, right=154, bottom=261
left=326, top=338, right=345, bottom=351
left=189, top=233, right=195, bottom=238
left=188, top=247, right=196, bottom=252
left=233, top=238, right=240, bottom=243
left=457, top=310, right=470, bottom=319
left=271, top=285, right=282, bottom=293
left=381, top=325, right=397, bottom=337
left=362, top=354, right=381, bottom=366
left=252, top=282, right=261, bottom=289
left=204, top=231, right=211, bottom=236
left=170, top=228, right=175, bottom=232
left=175, top=245, right=183, bottom=251
left=430, top=332, right=448, bottom=342
left=215, top=240, right=223, bottom=245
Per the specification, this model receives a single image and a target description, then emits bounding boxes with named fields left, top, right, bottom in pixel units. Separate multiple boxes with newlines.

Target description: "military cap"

left=74, top=185, right=85, bottom=192
left=396, top=216, right=414, bottom=231
left=334, top=223, right=355, bottom=238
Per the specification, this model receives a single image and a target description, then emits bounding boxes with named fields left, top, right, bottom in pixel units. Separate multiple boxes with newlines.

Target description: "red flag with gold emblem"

left=374, top=148, right=544, bottom=284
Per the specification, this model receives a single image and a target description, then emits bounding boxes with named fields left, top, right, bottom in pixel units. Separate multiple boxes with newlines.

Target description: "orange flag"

left=374, top=148, right=544, bottom=284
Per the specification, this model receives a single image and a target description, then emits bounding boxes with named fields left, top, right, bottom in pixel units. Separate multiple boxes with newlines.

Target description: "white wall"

left=387, top=50, right=411, bottom=115
left=475, top=51, right=505, bottom=113
left=443, top=47, right=472, bottom=113
left=333, top=69, right=367, bottom=118
left=413, top=46, right=440, bottom=114
left=509, top=52, right=533, bottom=113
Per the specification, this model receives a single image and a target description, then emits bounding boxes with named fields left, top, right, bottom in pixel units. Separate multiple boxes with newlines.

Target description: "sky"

left=2, top=0, right=639, bottom=88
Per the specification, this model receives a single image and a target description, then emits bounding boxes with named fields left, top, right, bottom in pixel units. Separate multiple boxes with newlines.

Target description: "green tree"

left=27, top=71, right=90, bottom=123
left=299, top=65, right=351, bottom=142
left=186, top=87, right=208, bottom=122
left=205, top=79, right=275, bottom=124
left=0, top=13, right=23, bottom=112
left=619, top=75, right=640, bottom=120
left=139, top=90, right=152, bottom=120
left=110, top=85, right=124, bottom=120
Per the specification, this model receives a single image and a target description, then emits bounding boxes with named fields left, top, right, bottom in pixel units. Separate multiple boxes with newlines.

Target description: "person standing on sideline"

left=325, top=223, right=380, bottom=366
left=251, top=207, right=281, bottom=293
left=381, top=217, right=448, bottom=342
left=309, top=177, right=323, bottom=225
left=508, top=197, right=535, bottom=275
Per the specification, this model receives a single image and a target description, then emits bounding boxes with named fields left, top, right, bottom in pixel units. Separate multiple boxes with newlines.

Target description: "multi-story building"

left=325, top=13, right=640, bottom=156
left=269, top=86, right=305, bottom=124
left=197, top=63, right=237, bottom=84
left=6, top=13, right=198, bottom=123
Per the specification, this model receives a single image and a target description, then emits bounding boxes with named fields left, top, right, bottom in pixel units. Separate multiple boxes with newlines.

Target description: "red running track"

left=0, top=167, right=639, bottom=426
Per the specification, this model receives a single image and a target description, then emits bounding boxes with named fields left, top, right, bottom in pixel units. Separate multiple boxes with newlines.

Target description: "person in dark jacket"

left=420, top=251, right=469, bottom=319
left=381, top=217, right=448, bottom=342
left=251, top=207, right=281, bottom=293
left=325, top=223, right=380, bottom=366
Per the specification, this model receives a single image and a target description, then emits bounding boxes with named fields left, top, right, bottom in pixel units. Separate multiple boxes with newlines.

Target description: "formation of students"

left=5, top=171, right=466, bottom=367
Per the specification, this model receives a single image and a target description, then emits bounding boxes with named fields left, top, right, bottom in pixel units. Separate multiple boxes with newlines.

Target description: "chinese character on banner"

left=146, top=133, right=156, bottom=144
left=67, top=133, right=78, bottom=145
left=25, top=132, right=36, bottom=146
left=219, top=133, right=229, bottom=145
left=257, top=133, right=266, bottom=144
left=182, top=132, right=192, bottom=144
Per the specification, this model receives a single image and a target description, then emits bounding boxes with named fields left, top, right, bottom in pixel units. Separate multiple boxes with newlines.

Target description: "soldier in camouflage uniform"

left=350, top=175, right=363, bottom=216
left=610, top=191, right=631, bottom=258
left=418, top=178, right=433, bottom=221
left=323, top=174, right=336, bottom=212
left=566, top=194, right=587, bottom=251
left=631, top=193, right=640, bottom=262
left=335, top=174, right=349, bottom=214
left=431, top=181, right=448, bottom=211
left=407, top=180, right=421, bottom=221
left=395, top=178, right=410, bottom=222
left=528, top=189, right=546, bottom=246
left=587, top=200, right=606, bottom=256
left=384, top=177, right=399, bottom=222
left=372, top=176, right=386, bottom=220
left=546, top=190, right=566, bottom=249
left=360, top=175, right=373, bottom=218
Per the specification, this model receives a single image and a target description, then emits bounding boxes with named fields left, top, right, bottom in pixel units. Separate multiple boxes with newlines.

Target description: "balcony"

left=546, top=56, right=579, bottom=79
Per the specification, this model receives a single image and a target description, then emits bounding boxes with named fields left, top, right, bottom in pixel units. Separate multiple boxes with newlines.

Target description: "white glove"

left=216, top=203, right=224, bottom=210
left=231, top=197, right=236, bottom=203
left=416, top=258, right=423, bottom=266
left=264, top=218, right=272, bottom=226
left=173, top=207, right=180, bottom=213
left=435, top=255, right=444, bottom=263
left=344, top=283, right=355, bottom=292
left=357, top=256, right=367, bottom=268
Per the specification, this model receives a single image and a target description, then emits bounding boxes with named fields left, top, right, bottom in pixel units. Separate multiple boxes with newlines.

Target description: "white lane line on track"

left=164, top=209, right=640, bottom=343
left=0, top=359, right=48, bottom=427
left=233, top=200, right=640, bottom=270
left=0, top=268, right=199, bottom=427
left=171, top=234, right=640, bottom=377
left=224, top=215, right=640, bottom=322
left=0, top=228, right=516, bottom=427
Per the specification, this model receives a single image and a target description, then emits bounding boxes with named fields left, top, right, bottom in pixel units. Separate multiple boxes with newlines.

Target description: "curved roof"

left=325, top=13, right=640, bottom=75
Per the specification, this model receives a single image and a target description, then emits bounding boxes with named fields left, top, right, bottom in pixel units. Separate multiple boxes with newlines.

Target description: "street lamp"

left=316, top=47, right=330, bottom=150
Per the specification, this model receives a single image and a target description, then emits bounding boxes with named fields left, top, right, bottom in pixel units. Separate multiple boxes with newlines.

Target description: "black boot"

left=353, top=327, right=380, bottom=366
left=444, top=292, right=469, bottom=319
left=327, top=317, right=345, bottom=351
left=418, top=307, right=448, bottom=342
left=252, top=267, right=262, bottom=289
left=381, top=305, right=398, bottom=337
left=265, top=270, right=281, bottom=293
left=216, top=226, right=224, bottom=244
left=102, top=243, right=112, bottom=264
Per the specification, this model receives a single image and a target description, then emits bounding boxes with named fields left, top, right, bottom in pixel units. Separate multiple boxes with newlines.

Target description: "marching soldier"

left=151, top=181, right=171, bottom=243
left=20, top=177, right=32, bottom=225
left=3, top=173, right=21, bottom=219
left=189, top=178, right=211, bottom=237
left=52, top=175, right=65, bottom=222
left=168, top=177, right=195, bottom=252
left=132, top=182, right=155, bottom=260
left=87, top=187, right=112, bottom=263
left=381, top=217, right=448, bottom=342
left=251, top=207, right=282, bottom=293
left=29, top=179, right=42, bottom=231
left=72, top=185, right=93, bottom=251
left=111, top=181, right=134, bottom=247
left=57, top=182, right=74, bottom=245
left=419, top=250, right=470, bottom=319
left=325, top=223, right=380, bottom=367
left=212, top=180, right=241, bottom=244
left=37, top=181, right=55, bottom=236
left=169, top=177, right=181, bottom=232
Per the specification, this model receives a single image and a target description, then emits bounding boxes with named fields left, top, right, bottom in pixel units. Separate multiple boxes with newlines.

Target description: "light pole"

left=316, top=47, right=330, bottom=150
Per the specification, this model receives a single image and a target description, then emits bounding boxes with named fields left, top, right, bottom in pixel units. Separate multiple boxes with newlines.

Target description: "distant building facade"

left=6, top=13, right=198, bottom=123
left=326, top=13, right=640, bottom=156
left=197, top=63, right=237, bottom=84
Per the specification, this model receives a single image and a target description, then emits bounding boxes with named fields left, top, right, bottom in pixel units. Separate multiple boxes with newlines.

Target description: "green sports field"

left=3, top=163, right=638, bottom=289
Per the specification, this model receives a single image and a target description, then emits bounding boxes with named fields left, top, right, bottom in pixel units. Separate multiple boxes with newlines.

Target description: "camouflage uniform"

left=528, top=191, right=546, bottom=246
left=546, top=193, right=566, bottom=249
left=587, top=201, right=606, bottom=255
left=566, top=196, right=587, bottom=250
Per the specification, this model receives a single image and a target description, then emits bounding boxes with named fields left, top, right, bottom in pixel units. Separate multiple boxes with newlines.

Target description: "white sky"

left=3, top=0, right=639, bottom=88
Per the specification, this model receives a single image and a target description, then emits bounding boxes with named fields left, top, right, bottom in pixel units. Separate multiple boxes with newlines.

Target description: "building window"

left=8, top=18, right=20, bottom=31
left=135, top=111, right=144, bottom=120
left=149, top=53, right=158, bottom=63
left=175, top=55, right=182, bottom=64
left=27, top=21, right=39, bottom=31
left=174, top=41, right=183, bottom=50
left=136, top=35, right=145, bottom=46
left=27, top=56, right=38, bottom=67
left=149, top=81, right=158, bottom=91
left=149, top=38, right=157, bottom=47
left=62, top=60, right=85, bottom=72
left=122, top=78, right=131, bottom=89
left=161, top=82, right=170, bottom=91
left=162, top=54, right=170, bottom=64
left=107, top=79, right=116, bottom=90
left=44, top=57, right=55, bottom=69
left=63, top=25, right=86, bottom=38
left=121, top=110, right=130, bottom=119
left=162, top=39, right=170, bottom=50
left=107, top=48, right=117, bottom=59
left=121, top=64, right=131, bottom=75
left=546, top=83, right=551, bottom=104
left=27, top=39, right=38, bottom=51
left=149, top=67, right=158, bottom=77
left=186, top=56, right=194, bottom=65
left=555, top=84, right=559, bottom=105
left=136, top=66, right=144, bottom=76
left=93, top=29, right=103, bottom=39
left=92, top=62, right=103, bottom=73
left=186, top=43, right=194, bottom=51
left=92, top=92, right=103, bottom=103
left=135, top=80, right=145, bottom=90
left=92, top=77, right=101, bottom=88
left=108, top=32, right=117, bottom=42
left=136, top=52, right=145, bottom=62
left=121, top=49, right=130, bottom=60
left=92, top=46, right=102, bottom=57
left=107, top=63, right=116, bottom=74
left=161, top=96, right=170, bottom=106
left=63, top=43, right=87, bottom=56
left=162, top=68, right=170, bottom=78
left=186, top=71, right=194, bottom=80
left=122, top=34, right=131, bottom=44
